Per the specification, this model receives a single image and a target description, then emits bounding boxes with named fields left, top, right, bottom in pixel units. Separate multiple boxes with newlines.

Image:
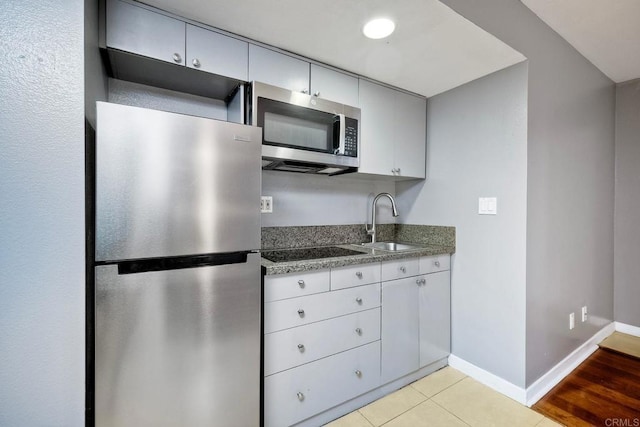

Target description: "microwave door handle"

left=335, top=113, right=346, bottom=155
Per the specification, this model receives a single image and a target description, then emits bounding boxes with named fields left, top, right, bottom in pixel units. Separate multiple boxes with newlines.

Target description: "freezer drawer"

left=95, top=253, right=261, bottom=427
left=95, top=102, right=262, bottom=261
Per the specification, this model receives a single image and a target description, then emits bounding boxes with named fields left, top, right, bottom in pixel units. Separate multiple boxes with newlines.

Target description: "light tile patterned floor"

left=324, top=367, right=563, bottom=427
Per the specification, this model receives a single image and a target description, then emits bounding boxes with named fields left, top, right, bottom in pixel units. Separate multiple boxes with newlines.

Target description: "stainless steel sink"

left=362, top=242, right=422, bottom=252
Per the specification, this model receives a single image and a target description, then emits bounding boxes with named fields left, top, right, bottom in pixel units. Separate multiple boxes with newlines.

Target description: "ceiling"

left=521, top=0, right=640, bottom=83
left=138, top=0, right=526, bottom=98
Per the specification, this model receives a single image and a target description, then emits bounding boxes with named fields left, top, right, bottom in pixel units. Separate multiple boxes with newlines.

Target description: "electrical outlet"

left=581, top=306, right=588, bottom=322
left=260, top=196, right=273, bottom=213
left=569, top=312, right=575, bottom=330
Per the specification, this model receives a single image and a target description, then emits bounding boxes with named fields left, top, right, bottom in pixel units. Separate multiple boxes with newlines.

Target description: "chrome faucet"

left=366, top=193, right=399, bottom=244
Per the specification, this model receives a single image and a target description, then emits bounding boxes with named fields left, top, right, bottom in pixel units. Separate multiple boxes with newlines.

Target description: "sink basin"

left=362, top=242, right=422, bottom=252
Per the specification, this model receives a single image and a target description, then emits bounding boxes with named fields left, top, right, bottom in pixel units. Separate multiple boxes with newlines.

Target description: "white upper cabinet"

left=358, top=79, right=427, bottom=180
left=186, top=24, right=248, bottom=81
left=358, top=79, right=395, bottom=176
left=249, top=45, right=310, bottom=94
left=249, top=45, right=359, bottom=106
left=106, top=0, right=186, bottom=65
left=310, top=64, right=359, bottom=107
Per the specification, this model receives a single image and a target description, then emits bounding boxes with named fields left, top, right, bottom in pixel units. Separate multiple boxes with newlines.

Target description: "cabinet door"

left=249, top=45, right=310, bottom=93
left=106, top=0, right=186, bottom=65
left=310, top=64, right=359, bottom=107
left=419, top=271, right=451, bottom=368
left=358, top=79, right=395, bottom=176
left=186, top=24, right=248, bottom=81
left=381, top=277, right=420, bottom=383
left=394, top=91, right=426, bottom=179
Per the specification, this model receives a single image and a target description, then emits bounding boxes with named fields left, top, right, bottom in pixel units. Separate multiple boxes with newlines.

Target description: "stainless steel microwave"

left=246, top=81, right=360, bottom=175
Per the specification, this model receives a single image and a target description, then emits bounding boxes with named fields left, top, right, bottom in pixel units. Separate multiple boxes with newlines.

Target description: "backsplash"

left=261, top=224, right=455, bottom=250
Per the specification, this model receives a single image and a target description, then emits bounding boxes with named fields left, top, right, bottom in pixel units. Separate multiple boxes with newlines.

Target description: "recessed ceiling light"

left=363, top=18, right=395, bottom=39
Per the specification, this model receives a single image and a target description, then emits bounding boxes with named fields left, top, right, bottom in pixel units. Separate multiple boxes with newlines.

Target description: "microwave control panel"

left=343, top=117, right=358, bottom=157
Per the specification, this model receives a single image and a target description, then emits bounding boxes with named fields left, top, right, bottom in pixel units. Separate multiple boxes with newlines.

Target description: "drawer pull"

left=435, top=260, right=441, bottom=267
left=355, top=328, right=362, bottom=335
left=297, top=392, right=305, bottom=401
left=355, top=370, right=362, bottom=377
left=400, top=266, right=406, bottom=273
left=297, top=279, right=305, bottom=288
left=297, top=309, right=305, bottom=317
left=297, top=344, right=305, bottom=352
left=416, top=278, right=421, bottom=285
left=421, top=278, right=426, bottom=285
left=356, top=271, right=363, bottom=278
left=355, top=297, right=363, bottom=304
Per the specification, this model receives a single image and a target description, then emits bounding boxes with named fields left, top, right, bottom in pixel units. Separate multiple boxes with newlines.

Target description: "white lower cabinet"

left=382, top=256, right=451, bottom=383
left=264, top=308, right=380, bottom=376
left=264, top=341, right=381, bottom=427
left=381, top=276, right=420, bottom=383
left=263, top=254, right=450, bottom=426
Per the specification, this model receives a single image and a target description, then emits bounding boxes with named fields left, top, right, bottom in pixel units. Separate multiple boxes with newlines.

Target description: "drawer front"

left=264, top=308, right=380, bottom=376
left=381, top=258, right=420, bottom=281
left=264, top=269, right=330, bottom=302
left=419, top=255, right=451, bottom=274
left=264, top=283, right=380, bottom=333
left=331, top=262, right=381, bottom=290
left=264, top=341, right=381, bottom=427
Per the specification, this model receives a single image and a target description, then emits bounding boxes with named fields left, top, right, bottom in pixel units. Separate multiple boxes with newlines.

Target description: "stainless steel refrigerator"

left=93, top=102, right=262, bottom=427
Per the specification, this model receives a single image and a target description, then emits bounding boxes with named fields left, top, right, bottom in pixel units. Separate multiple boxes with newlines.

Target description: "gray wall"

left=262, top=172, right=396, bottom=227
left=108, top=78, right=228, bottom=121
left=614, top=79, right=640, bottom=328
left=441, top=0, right=615, bottom=386
left=0, top=1, right=86, bottom=425
left=397, top=62, right=529, bottom=387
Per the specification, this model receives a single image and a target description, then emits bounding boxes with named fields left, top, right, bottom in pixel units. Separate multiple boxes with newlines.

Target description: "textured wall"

left=108, top=78, right=228, bottom=121
left=397, top=62, right=529, bottom=386
left=0, top=1, right=85, bottom=425
left=614, top=79, right=640, bottom=328
left=441, top=0, right=615, bottom=387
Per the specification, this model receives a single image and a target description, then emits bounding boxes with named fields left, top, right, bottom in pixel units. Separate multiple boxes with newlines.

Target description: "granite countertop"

left=261, top=242, right=454, bottom=275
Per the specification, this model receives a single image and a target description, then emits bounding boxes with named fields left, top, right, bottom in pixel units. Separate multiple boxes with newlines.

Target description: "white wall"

left=614, top=79, right=640, bottom=328
left=442, top=0, right=615, bottom=387
left=397, top=62, right=529, bottom=387
left=262, top=172, right=396, bottom=227
left=0, top=1, right=86, bottom=425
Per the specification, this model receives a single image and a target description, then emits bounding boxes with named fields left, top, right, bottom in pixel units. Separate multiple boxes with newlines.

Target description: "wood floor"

left=533, top=349, right=640, bottom=427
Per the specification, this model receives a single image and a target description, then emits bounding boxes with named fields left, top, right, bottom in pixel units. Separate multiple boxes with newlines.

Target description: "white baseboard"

left=615, top=321, right=640, bottom=337
left=524, top=322, right=615, bottom=407
left=448, top=354, right=527, bottom=405
left=449, top=323, right=617, bottom=408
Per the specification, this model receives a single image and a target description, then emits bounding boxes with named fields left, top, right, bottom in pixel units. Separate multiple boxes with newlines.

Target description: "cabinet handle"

left=313, top=91, right=321, bottom=97
left=301, top=88, right=308, bottom=94
left=391, top=168, right=397, bottom=174
left=297, top=309, right=305, bottom=317
left=421, top=278, right=426, bottom=285
left=297, top=344, right=305, bottom=352
left=355, top=297, right=363, bottom=304
left=192, top=58, right=201, bottom=68
left=298, top=279, right=305, bottom=288
left=400, top=266, right=406, bottom=273
left=416, top=278, right=422, bottom=286
left=355, top=370, right=362, bottom=377
left=172, top=53, right=182, bottom=63
left=355, top=328, right=362, bottom=335
left=434, top=260, right=441, bottom=267
left=356, top=271, right=363, bottom=278
left=397, top=168, right=401, bottom=175
left=297, top=392, right=305, bottom=401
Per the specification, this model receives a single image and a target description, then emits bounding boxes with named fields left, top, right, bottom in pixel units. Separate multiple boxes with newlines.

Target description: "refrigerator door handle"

left=116, top=251, right=251, bottom=275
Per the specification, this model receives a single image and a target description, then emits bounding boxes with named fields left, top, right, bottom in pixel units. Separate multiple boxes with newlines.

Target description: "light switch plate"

left=479, top=197, right=497, bottom=215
